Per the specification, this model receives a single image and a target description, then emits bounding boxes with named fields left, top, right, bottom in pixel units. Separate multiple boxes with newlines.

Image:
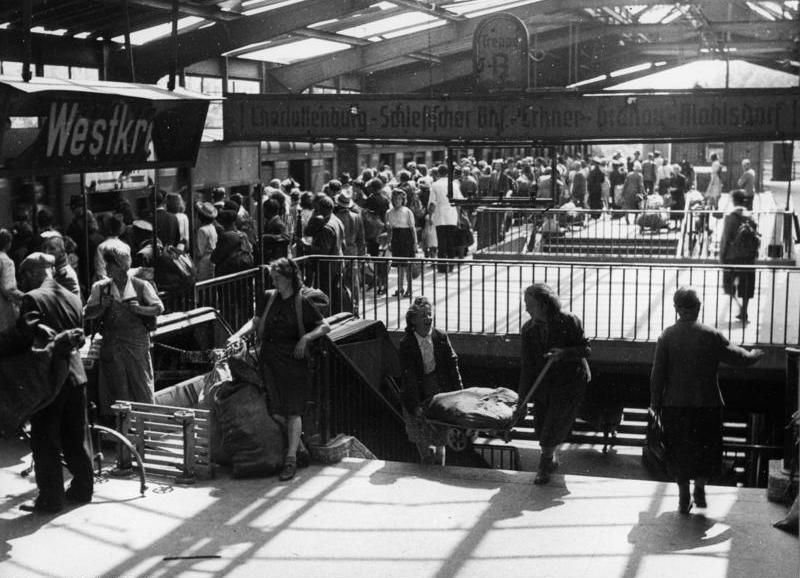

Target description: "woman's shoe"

left=297, top=448, right=311, bottom=469
left=534, top=469, right=550, bottom=485
left=392, top=289, right=404, bottom=297
left=278, top=457, right=297, bottom=481
left=678, top=484, right=692, bottom=514
left=693, top=487, right=707, bottom=508
left=534, top=456, right=553, bottom=485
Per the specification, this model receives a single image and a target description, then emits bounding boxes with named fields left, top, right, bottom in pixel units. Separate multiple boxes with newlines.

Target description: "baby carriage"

left=421, top=358, right=555, bottom=451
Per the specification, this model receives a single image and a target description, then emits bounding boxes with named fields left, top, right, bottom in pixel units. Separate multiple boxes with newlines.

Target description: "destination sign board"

left=224, top=91, right=800, bottom=142
left=473, top=14, right=529, bottom=92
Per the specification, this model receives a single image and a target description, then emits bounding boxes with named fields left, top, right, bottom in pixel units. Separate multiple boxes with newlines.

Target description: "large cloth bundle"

left=425, top=386, right=519, bottom=430
left=0, top=326, right=84, bottom=437
left=205, top=346, right=284, bottom=477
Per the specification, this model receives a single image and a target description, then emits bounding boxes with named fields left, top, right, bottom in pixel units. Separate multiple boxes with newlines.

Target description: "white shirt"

left=429, top=177, right=460, bottom=227
left=414, top=331, right=436, bottom=374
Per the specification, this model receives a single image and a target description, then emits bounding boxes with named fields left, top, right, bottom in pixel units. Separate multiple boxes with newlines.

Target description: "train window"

left=432, top=150, right=445, bottom=166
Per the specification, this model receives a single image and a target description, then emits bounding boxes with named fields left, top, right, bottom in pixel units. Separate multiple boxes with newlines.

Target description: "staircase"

left=539, top=236, right=679, bottom=258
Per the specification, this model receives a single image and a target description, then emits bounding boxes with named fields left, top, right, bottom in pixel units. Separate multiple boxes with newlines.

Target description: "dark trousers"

left=435, top=225, right=458, bottom=272
left=29, top=382, right=94, bottom=507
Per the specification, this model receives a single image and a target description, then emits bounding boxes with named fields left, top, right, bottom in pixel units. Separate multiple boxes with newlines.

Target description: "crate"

left=112, top=400, right=214, bottom=483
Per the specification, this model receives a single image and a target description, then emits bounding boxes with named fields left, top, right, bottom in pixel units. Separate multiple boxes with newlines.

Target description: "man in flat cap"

left=16, top=252, right=92, bottom=513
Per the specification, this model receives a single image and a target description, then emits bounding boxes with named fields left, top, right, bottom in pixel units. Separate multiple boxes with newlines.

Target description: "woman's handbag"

left=642, top=408, right=669, bottom=480
left=409, top=260, right=422, bottom=280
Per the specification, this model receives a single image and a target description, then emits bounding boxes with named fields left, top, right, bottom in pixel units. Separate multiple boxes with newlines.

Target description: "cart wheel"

left=446, top=428, right=469, bottom=452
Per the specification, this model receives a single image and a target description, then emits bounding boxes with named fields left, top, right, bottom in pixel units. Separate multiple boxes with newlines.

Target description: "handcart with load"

left=419, top=358, right=555, bottom=452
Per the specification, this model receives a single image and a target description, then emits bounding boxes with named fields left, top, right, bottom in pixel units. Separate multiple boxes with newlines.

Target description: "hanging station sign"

left=224, top=90, right=800, bottom=143
left=0, top=77, right=212, bottom=175
left=473, top=13, right=530, bottom=92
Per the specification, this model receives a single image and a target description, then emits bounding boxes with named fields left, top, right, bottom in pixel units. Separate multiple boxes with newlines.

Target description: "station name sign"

left=1, top=94, right=209, bottom=174
left=225, top=91, right=800, bottom=142
left=46, top=101, right=154, bottom=160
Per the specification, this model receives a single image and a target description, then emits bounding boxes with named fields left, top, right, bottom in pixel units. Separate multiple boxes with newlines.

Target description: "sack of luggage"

left=728, top=218, right=761, bottom=261
left=213, top=378, right=284, bottom=477
left=425, top=386, right=519, bottom=430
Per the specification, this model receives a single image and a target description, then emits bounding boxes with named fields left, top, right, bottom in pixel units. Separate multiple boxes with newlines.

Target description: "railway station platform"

left=0, top=436, right=796, bottom=578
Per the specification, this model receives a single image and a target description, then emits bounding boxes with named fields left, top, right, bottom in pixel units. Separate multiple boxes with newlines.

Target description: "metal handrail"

left=304, top=255, right=800, bottom=347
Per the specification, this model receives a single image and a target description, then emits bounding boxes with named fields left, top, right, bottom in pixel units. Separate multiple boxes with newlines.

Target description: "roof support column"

left=22, top=0, right=32, bottom=82
left=168, top=0, right=179, bottom=90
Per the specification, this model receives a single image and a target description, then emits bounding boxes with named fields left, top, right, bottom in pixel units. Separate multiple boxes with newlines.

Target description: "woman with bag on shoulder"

left=226, top=257, right=331, bottom=481
left=84, top=239, right=164, bottom=417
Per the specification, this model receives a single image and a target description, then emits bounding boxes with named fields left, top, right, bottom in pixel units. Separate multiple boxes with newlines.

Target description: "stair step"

left=543, top=238, right=679, bottom=247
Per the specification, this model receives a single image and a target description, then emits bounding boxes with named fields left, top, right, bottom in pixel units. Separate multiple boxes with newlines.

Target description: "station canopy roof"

left=1, top=1, right=797, bottom=94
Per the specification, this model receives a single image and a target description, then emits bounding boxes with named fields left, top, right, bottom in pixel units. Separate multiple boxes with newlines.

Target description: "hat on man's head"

left=40, top=229, right=62, bottom=240
left=336, top=191, right=354, bottom=208
left=132, top=219, right=153, bottom=232
left=196, top=201, right=218, bottom=220
left=19, top=251, right=55, bottom=273
left=327, top=179, right=343, bottom=194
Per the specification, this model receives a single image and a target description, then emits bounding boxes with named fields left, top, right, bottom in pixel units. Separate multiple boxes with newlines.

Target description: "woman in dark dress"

left=385, top=188, right=418, bottom=298
left=650, top=287, right=763, bottom=513
left=228, top=257, right=330, bottom=481
left=518, top=283, right=591, bottom=484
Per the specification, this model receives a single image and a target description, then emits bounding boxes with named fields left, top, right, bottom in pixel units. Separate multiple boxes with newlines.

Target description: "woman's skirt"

left=723, top=268, right=755, bottom=299
left=661, top=406, right=722, bottom=481
left=391, top=227, right=415, bottom=263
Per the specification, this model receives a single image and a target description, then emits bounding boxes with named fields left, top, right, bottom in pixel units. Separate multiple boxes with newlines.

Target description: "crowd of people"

left=0, top=150, right=777, bottom=517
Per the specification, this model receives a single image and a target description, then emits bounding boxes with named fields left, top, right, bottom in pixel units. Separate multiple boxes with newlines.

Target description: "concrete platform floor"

left=0, top=436, right=797, bottom=578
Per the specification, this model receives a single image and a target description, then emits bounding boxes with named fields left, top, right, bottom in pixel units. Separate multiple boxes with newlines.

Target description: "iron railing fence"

left=159, top=255, right=799, bottom=347
left=473, top=207, right=796, bottom=261
left=306, top=255, right=800, bottom=347
left=161, top=267, right=261, bottom=333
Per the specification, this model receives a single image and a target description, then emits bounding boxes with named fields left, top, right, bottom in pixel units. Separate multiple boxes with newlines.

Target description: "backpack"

left=728, top=218, right=761, bottom=261
left=362, top=209, right=385, bottom=241
left=227, top=232, right=255, bottom=272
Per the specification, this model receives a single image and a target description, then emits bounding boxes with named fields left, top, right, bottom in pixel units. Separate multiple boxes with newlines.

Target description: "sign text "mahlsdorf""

left=46, top=102, right=154, bottom=159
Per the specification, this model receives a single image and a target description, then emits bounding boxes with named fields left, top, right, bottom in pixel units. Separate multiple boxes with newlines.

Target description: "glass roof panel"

left=382, top=20, right=447, bottom=39
left=338, top=12, right=441, bottom=39
left=112, top=16, right=205, bottom=46
left=637, top=5, right=674, bottom=24
left=237, top=38, right=351, bottom=64
left=444, top=0, right=542, bottom=18
left=243, top=0, right=306, bottom=16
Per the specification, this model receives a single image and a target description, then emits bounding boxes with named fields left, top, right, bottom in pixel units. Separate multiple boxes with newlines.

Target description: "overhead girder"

left=99, top=0, right=240, bottom=21
left=0, top=28, right=107, bottom=70
left=105, top=0, right=375, bottom=82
